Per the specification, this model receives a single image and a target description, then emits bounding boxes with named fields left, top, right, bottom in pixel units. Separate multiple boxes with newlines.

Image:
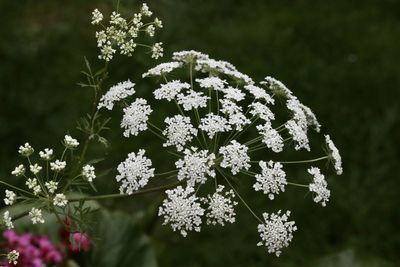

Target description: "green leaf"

left=86, top=158, right=105, bottom=165
left=89, top=210, right=158, bottom=267
left=97, top=136, right=109, bottom=148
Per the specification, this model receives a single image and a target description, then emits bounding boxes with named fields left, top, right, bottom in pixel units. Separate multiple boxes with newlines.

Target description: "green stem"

left=287, top=182, right=309, bottom=188
left=155, top=170, right=178, bottom=177
left=217, top=168, right=263, bottom=223
left=0, top=180, right=35, bottom=197
left=244, top=136, right=263, bottom=146
left=68, top=181, right=182, bottom=202
left=279, top=156, right=328, bottom=164
left=148, top=126, right=167, bottom=141
left=228, top=116, right=259, bottom=144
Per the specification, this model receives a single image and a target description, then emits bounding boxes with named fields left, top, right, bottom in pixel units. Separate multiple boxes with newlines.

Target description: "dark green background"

left=1, top=0, right=399, bottom=266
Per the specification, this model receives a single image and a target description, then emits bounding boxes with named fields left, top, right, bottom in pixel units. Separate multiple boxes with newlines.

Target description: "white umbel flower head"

left=91, top=8, right=103, bottom=24
left=227, top=111, right=251, bottom=131
left=98, top=80, right=135, bottom=110
left=50, top=160, right=66, bottom=172
left=11, top=164, right=25, bottom=177
left=286, top=97, right=320, bottom=132
left=199, top=113, right=231, bottom=139
left=219, top=140, right=251, bottom=175
left=82, top=165, right=96, bottom=182
left=256, top=123, right=284, bottom=153
left=18, top=142, right=34, bottom=157
left=141, top=3, right=153, bottom=16
left=45, top=181, right=58, bottom=194
left=285, top=120, right=310, bottom=151
left=175, top=147, right=216, bottom=186
left=219, top=99, right=250, bottom=131
left=196, top=77, right=227, bottom=91
left=221, top=87, right=246, bottom=102
left=163, top=115, right=198, bottom=151
left=116, top=150, right=155, bottom=195
left=64, top=135, right=79, bottom=149
left=172, top=50, right=210, bottom=63
left=219, top=99, right=241, bottom=116
left=3, top=211, right=14, bottom=229
left=7, top=250, right=19, bottom=265
left=26, top=178, right=41, bottom=195
left=29, top=164, right=42, bottom=175
left=249, top=102, right=275, bottom=122
left=142, top=62, right=183, bottom=78
left=176, top=90, right=209, bottom=111
left=53, top=193, right=68, bottom=207
left=4, top=190, right=16, bottom=205
left=254, top=161, right=287, bottom=200
left=151, top=42, right=163, bottom=59
left=39, top=148, right=53, bottom=160
left=244, top=84, right=274, bottom=104
left=203, top=185, right=237, bottom=226
left=261, top=76, right=294, bottom=98
left=308, top=167, right=330, bottom=207
left=158, top=186, right=204, bottom=237
left=325, top=135, right=343, bottom=175
left=29, top=208, right=45, bottom=224
left=257, top=210, right=297, bottom=256
left=154, top=80, right=190, bottom=101
left=121, top=98, right=152, bottom=137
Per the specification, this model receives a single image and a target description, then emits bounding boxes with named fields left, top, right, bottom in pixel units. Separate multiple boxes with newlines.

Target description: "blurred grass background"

left=0, top=0, right=399, bottom=266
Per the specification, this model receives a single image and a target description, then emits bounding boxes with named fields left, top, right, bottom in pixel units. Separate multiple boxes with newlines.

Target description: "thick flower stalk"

left=97, top=50, right=343, bottom=256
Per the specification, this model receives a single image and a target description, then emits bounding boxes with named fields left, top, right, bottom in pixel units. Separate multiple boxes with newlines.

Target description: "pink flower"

left=2, top=230, right=63, bottom=267
left=69, top=232, right=91, bottom=252
left=59, top=218, right=91, bottom=253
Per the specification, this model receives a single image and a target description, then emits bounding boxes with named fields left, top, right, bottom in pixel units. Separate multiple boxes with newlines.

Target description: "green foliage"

left=90, top=210, right=158, bottom=267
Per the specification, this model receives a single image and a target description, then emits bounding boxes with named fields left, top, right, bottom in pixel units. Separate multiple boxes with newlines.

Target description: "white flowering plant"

left=0, top=2, right=343, bottom=264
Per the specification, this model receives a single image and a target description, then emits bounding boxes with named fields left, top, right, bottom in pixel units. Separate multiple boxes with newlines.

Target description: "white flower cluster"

left=98, top=80, right=135, bottom=110
left=256, top=123, right=284, bottom=153
left=121, top=98, right=152, bottom=137
left=29, top=207, right=45, bottom=224
left=5, top=137, right=98, bottom=226
left=325, top=135, right=343, bottom=175
left=116, top=150, right=155, bottom=195
left=82, top=164, right=96, bottom=182
left=7, top=250, right=19, bottom=265
left=39, top=148, right=53, bottom=160
left=219, top=140, right=251, bottom=175
left=64, top=135, right=79, bottom=149
left=106, top=50, right=342, bottom=256
left=176, top=148, right=216, bottom=186
left=254, top=161, right=287, bottom=200
left=154, top=80, right=191, bottom=101
left=91, top=3, right=163, bottom=61
left=308, top=167, right=330, bottom=207
left=199, top=113, right=231, bottom=138
left=163, top=115, right=198, bottom=151
left=2, top=211, right=14, bottom=229
left=257, top=210, right=297, bottom=256
left=158, top=186, right=204, bottom=237
left=18, top=142, right=34, bottom=157
left=203, top=185, right=237, bottom=226
left=4, top=190, right=16, bottom=205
